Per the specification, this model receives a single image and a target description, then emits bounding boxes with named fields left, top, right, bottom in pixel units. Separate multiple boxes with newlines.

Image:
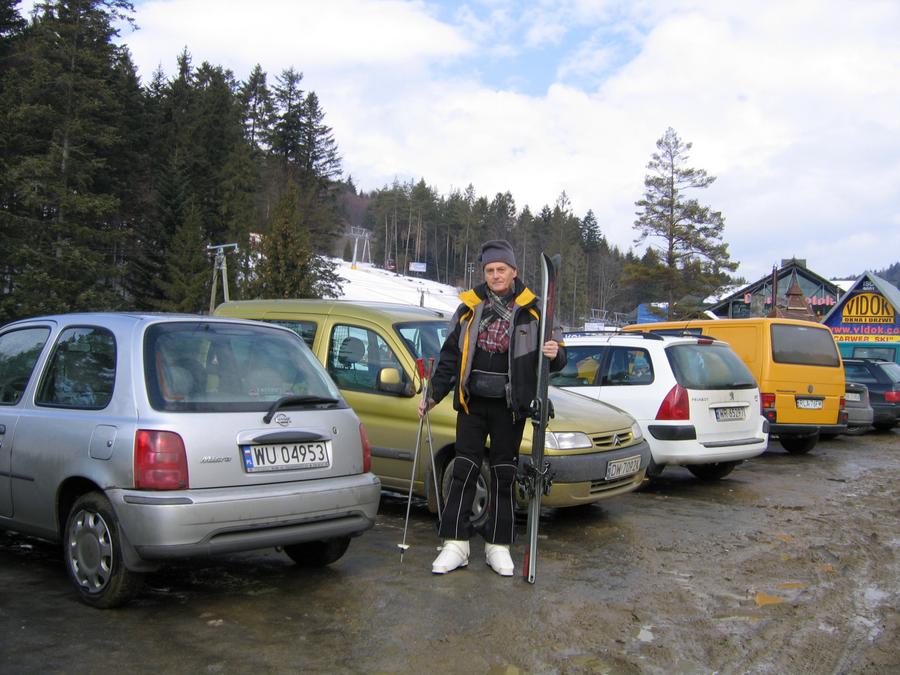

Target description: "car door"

left=10, top=324, right=117, bottom=534
left=323, top=318, right=419, bottom=490
left=593, top=345, right=660, bottom=423
left=0, top=324, right=53, bottom=518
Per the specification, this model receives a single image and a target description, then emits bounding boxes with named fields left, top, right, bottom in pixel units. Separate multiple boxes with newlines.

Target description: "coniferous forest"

left=1, top=1, right=754, bottom=327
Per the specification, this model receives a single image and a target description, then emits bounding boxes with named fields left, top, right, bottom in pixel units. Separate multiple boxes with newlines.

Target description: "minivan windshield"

left=145, top=322, right=342, bottom=412
left=771, top=324, right=840, bottom=367
left=394, top=321, right=450, bottom=363
left=667, top=343, right=757, bottom=390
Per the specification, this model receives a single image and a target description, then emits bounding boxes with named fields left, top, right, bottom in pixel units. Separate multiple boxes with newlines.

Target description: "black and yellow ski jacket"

left=429, top=278, right=566, bottom=420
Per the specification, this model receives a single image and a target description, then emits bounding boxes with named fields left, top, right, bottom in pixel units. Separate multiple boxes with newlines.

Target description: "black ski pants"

left=438, top=396, right=526, bottom=545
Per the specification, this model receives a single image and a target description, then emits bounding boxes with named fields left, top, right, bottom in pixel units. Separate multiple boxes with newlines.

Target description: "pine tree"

left=633, top=127, right=737, bottom=318
left=155, top=201, right=210, bottom=312
left=0, top=0, right=137, bottom=322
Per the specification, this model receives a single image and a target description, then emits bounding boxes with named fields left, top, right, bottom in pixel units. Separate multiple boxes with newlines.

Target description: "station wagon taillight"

left=656, top=384, right=690, bottom=420
left=885, top=390, right=900, bottom=403
left=134, top=430, right=189, bottom=490
left=359, top=423, right=372, bottom=473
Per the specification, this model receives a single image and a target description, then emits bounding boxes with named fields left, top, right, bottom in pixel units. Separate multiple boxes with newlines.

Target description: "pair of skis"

left=522, top=252, right=561, bottom=584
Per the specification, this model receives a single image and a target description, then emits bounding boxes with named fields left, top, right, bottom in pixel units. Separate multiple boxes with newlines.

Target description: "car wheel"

left=64, top=492, right=144, bottom=608
left=686, top=461, right=739, bottom=480
left=873, top=422, right=897, bottom=432
left=440, top=456, right=490, bottom=528
left=284, top=537, right=351, bottom=567
left=843, top=425, right=869, bottom=436
left=779, top=434, right=818, bottom=454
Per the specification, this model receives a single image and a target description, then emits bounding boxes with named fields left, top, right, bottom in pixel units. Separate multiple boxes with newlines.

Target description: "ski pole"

left=398, top=357, right=431, bottom=561
left=422, top=357, right=442, bottom=524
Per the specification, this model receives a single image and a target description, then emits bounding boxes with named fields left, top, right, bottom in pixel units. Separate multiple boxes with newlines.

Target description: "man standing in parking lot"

left=418, top=239, right=565, bottom=576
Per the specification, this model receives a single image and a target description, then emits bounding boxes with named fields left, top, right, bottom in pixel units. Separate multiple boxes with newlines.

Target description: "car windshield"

left=144, top=322, right=342, bottom=412
left=771, top=324, right=840, bottom=367
left=666, top=343, right=757, bottom=390
left=394, top=320, right=449, bottom=363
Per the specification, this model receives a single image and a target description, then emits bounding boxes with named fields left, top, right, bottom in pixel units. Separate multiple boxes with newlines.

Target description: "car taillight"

left=359, top=423, right=372, bottom=473
left=840, top=396, right=846, bottom=409
left=760, top=392, right=777, bottom=423
left=656, top=384, right=690, bottom=420
left=134, top=430, right=189, bottom=490
left=885, top=390, right=900, bottom=403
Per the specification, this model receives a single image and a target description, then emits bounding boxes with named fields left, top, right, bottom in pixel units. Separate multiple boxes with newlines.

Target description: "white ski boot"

left=485, top=543, right=514, bottom=576
left=432, top=540, right=470, bottom=574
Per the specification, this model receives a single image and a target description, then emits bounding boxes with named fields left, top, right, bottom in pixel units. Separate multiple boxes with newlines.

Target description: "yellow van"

left=624, top=318, right=847, bottom=454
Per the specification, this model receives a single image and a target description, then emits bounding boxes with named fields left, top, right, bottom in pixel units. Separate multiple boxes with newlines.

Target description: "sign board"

left=409, top=262, right=426, bottom=273
left=841, top=292, right=895, bottom=324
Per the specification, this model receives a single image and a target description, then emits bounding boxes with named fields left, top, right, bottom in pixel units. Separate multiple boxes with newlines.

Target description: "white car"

left=552, top=332, right=769, bottom=480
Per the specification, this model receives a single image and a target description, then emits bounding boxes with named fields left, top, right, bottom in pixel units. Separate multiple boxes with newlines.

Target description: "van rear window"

left=771, top=324, right=840, bottom=367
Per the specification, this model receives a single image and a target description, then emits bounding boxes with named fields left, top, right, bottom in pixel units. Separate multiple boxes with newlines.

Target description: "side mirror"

left=376, top=367, right=414, bottom=397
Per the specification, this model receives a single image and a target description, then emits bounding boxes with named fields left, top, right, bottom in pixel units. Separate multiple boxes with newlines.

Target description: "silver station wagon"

left=0, top=313, right=381, bottom=607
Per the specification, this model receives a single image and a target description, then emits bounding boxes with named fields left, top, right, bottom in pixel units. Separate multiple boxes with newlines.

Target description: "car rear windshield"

left=771, top=324, right=840, bottom=367
left=878, top=361, right=900, bottom=383
left=395, top=321, right=450, bottom=363
left=666, top=343, right=757, bottom=390
left=144, top=322, right=342, bottom=412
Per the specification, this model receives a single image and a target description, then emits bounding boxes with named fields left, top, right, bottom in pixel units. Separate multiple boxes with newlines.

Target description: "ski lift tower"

left=350, top=227, right=372, bottom=269
left=208, top=243, right=238, bottom=313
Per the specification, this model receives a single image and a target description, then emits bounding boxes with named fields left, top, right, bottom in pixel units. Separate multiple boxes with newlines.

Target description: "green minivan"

left=215, top=299, right=651, bottom=520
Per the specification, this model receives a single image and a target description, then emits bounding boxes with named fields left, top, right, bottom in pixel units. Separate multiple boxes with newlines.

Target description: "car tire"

left=440, top=456, right=490, bottom=529
left=779, top=435, right=818, bottom=454
left=843, top=425, right=869, bottom=436
left=284, top=537, right=351, bottom=567
left=873, top=422, right=897, bottom=432
left=686, top=461, right=739, bottom=480
left=64, top=492, right=144, bottom=609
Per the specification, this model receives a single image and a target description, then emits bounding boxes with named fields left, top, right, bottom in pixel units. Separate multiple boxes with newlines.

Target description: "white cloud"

left=15, top=0, right=900, bottom=281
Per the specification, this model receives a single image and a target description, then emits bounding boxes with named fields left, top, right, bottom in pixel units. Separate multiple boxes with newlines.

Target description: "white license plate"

left=846, top=392, right=861, bottom=402
left=242, top=441, right=332, bottom=472
left=606, top=455, right=641, bottom=480
left=715, top=406, right=746, bottom=421
left=796, top=398, right=824, bottom=410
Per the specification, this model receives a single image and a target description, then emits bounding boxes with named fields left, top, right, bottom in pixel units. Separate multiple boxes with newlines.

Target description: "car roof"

left=562, top=331, right=715, bottom=346
left=216, top=298, right=454, bottom=323
left=2, top=311, right=282, bottom=331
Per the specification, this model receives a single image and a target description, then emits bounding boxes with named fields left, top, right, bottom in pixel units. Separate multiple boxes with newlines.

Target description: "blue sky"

left=19, top=0, right=900, bottom=283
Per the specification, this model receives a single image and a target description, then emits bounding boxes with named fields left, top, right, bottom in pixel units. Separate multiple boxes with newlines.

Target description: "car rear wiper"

left=263, top=394, right=341, bottom=423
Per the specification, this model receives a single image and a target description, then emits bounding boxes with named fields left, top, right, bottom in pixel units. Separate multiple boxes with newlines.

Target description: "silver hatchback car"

left=0, top=313, right=381, bottom=607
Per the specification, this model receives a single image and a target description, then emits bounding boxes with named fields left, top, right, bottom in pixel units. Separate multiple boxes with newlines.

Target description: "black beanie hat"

left=478, top=239, right=517, bottom=269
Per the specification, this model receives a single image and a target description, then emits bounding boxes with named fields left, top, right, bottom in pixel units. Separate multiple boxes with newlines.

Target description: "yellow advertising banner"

left=841, top=292, right=895, bottom=324
left=832, top=334, right=900, bottom=343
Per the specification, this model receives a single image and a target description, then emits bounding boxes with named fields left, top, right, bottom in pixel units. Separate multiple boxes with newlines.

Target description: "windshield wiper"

left=263, top=394, right=341, bottom=423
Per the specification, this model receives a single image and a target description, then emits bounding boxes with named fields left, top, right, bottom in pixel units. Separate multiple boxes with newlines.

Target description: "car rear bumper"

left=520, top=440, right=652, bottom=506
left=644, top=419, right=769, bottom=466
left=846, top=406, right=874, bottom=427
left=770, top=423, right=847, bottom=436
left=110, top=473, right=381, bottom=561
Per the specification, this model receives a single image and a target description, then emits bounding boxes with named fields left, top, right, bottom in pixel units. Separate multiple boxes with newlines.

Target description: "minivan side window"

left=328, top=324, right=407, bottom=394
left=36, top=327, right=116, bottom=409
left=771, top=324, right=840, bottom=367
left=0, top=327, right=51, bottom=405
left=266, top=319, right=317, bottom=348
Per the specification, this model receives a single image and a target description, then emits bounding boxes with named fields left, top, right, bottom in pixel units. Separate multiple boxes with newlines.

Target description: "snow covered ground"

left=328, top=258, right=462, bottom=313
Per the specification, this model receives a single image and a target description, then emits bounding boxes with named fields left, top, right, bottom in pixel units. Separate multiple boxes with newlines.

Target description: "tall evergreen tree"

left=0, top=0, right=137, bottom=322
left=155, top=201, right=209, bottom=312
left=632, top=127, right=737, bottom=318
